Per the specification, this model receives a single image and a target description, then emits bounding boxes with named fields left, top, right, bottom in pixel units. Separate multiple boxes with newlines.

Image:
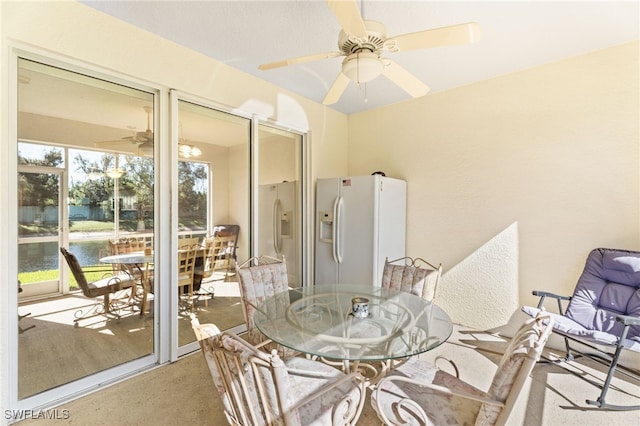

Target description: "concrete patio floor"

left=16, top=322, right=640, bottom=425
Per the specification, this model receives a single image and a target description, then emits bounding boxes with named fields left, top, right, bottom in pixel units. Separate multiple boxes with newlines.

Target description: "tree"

left=178, top=161, right=207, bottom=220
left=121, top=155, right=154, bottom=230
left=71, top=153, right=115, bottom=219
left=18, top=149, right=63, bottom=209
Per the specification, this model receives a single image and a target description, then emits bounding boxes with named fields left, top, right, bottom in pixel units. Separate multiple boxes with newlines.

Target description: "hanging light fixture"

left=178, top=143, right=202, bottom=158
left=342, top=51, right=384, bottom=83
left=177, top=121, right=201, bottom=158
left=105, top=168, right=126, bottom=179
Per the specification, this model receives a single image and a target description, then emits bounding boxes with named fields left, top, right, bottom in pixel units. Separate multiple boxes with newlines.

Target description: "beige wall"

left=348, top=41, right=640, bottom=329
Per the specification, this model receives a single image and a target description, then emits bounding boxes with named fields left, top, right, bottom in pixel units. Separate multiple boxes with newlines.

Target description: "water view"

left=19, top=240, right=109, bottom=273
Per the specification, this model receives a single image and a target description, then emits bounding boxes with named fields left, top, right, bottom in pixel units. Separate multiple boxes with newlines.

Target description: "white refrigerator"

left=258, top=181, right=298, bottom=285
left=315, top=175, right=406, bottom=286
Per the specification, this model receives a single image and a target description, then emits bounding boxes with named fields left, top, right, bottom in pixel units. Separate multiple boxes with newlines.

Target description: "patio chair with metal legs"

left=192, top=317, right=366, bottom=426
left=522, top=247, right=640, bottom=410
left=371, top=311, right=554, bottom=426
left=60, top=247, right=135, bottom=327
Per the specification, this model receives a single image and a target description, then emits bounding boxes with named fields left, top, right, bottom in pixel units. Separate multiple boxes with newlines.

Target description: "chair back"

left=178, top=237, right=200, bottom=249
left=178, top=246, right=197, bottom=287
left=196, top=237, right=217, bottom=279
left=212, top=224, right=240, bottom=260
left=566, top=248, right=640, bottom=341
left=109, top=238, right=147, bottom=254
left=192, top=319, right=300, bottom=426
left=236, top=256, right=288, bottom=347
left=60, top=247, right=93, bottom=298
left=479, top=311, right=553, bottom=425
left=108, top=238, right=149, bottom=275
left=381, top=256, right=442, bottom=301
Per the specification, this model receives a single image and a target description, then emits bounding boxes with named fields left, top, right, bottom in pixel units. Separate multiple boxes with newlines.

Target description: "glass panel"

left=18, top=170, right=60, bottom=293
left=176, top=100, right=249, bottom=347
left=18, top=142, right=64, bottom=168
left=17, top=58, right=155, bottom=399
left=18, top=242, right=60, bottom=285
left=68, top=149, right=116, bottom=234
left=257, top=125, right=302, bottom=286
left=119, top=154, right=154, bottom=238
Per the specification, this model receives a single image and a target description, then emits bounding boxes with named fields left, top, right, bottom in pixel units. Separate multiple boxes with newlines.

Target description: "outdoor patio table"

left=100, top=252, right=154, bottom=316
left=253, top=284, right=453, bottom=363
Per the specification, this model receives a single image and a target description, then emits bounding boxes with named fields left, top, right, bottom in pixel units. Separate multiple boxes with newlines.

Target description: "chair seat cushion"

left=521, top=306, right=640, bottom=352
left=285, top=356, right=363, bottom=425
left=372, top=357, right=485, bottom=426
left=87, top=274, right=134, bottom=293
left=564, top=249, right=640, bottom=342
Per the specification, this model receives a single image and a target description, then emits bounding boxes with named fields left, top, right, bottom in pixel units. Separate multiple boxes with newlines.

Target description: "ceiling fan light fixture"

left=342, top=52, right=384, bottom=83
left=178, top=143, right=201, bottom=158
left=105, top=168, right=126, bottom=179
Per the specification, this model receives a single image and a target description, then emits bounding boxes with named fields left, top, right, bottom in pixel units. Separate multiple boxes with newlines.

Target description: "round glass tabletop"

left=254, top=284, right=453, bottom=361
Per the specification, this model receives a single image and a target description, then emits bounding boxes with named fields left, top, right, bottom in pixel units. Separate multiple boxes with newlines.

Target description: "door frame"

left=17, top=164, right=66, bottom=298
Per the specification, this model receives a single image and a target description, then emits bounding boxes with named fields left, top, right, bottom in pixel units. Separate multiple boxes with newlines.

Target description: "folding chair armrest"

left=532, top=290, right=571, bottom=300
left=532, top=290, right=571, bottom=311
left=616, top=314, right=640, bottom=327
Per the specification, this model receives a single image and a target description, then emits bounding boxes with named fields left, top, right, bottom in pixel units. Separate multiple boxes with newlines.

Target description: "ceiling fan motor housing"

left=338, top=20, right=387, bottom=55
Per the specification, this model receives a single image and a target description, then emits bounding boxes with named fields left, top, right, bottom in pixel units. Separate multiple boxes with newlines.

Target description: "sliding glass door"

left=10, top=55, right=309, bottom=414
left=16, top=58, right=156, bottom=400
left=175, top=98, right=250, bottom=350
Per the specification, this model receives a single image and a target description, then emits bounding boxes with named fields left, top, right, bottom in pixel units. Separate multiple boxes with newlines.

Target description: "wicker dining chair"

left=192, top=317, right=366, bottom=426
left=381, top=256, right=442, bottom=302
left=371, top=311, right=553, bottom=426
left=177, top=245, right=198, bottom=312
left=235, top=255, right=298, bottom=359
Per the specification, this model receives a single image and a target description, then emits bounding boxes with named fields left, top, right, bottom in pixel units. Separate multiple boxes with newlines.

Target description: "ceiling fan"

left=258, top=0, right=481, bottom=105
left=95, top=106, right=153, bottom=154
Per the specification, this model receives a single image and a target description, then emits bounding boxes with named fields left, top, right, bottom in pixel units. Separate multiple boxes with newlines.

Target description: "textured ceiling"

left=82, top=1, right=639, bottom=115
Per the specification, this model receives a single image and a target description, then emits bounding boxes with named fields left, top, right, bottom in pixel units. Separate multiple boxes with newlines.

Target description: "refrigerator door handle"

left=335, top=196, right=344, bottom=263
left=331, top=196, right=339, bottom=263
left=273, top=198, right=282, bottom=255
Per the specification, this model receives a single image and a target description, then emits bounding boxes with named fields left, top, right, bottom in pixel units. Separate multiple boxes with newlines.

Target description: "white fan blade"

left=259, top=51, right=342, bottom=70
left=323, top=72, right=351, bottom=105
left=382, top=60, right=430, bottom=98
left=390, top=22, right=481, bottom=51
left=95, top=140, right=132, bottom=147
left=326, top=0, right=367, bottom=38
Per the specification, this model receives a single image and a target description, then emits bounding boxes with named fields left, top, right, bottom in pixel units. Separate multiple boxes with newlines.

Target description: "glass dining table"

left=253, top=284, right=453, bottom=363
